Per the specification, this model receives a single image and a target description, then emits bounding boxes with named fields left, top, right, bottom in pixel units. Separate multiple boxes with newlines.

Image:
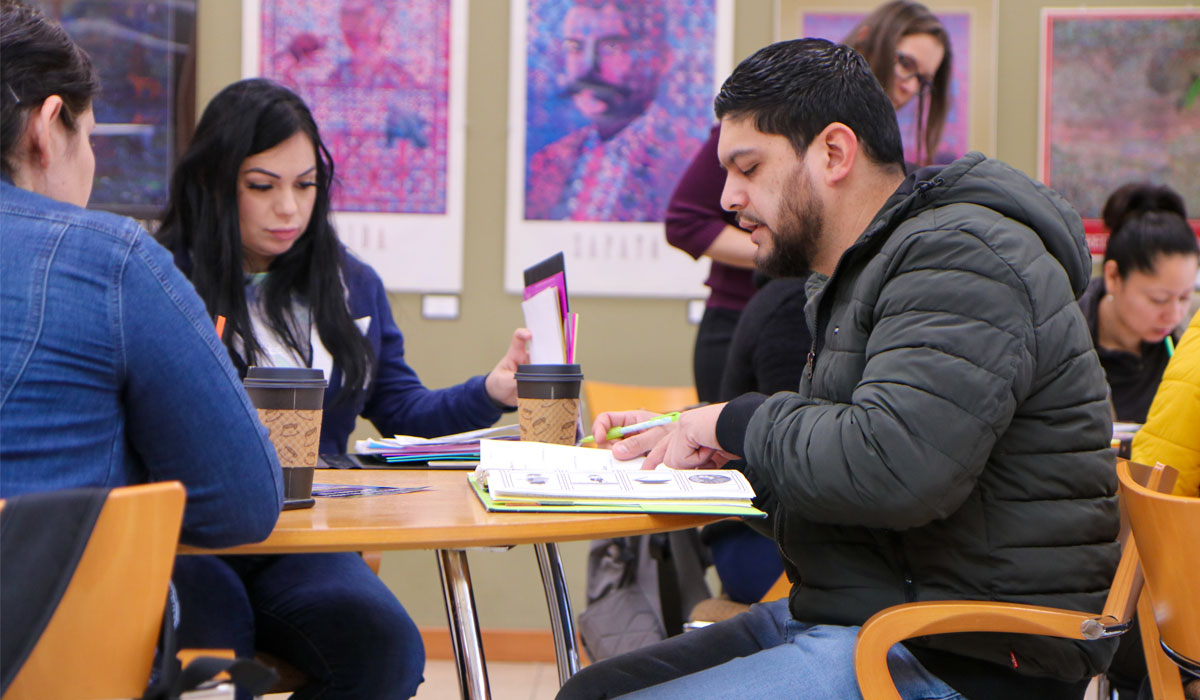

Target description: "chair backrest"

left=1117, top=460, right=1200, bottom=671
left=3, top=481, right=186, bottom=700
left=581, top=380, right=699, bottom=428
left=1091, top=460, right=1177, bottom=634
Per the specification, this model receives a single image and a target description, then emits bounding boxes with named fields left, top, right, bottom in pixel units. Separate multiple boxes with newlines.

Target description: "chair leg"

left=361, top=550, right=382, bottom=576
left=1138, top=593, right=1187, bottom=700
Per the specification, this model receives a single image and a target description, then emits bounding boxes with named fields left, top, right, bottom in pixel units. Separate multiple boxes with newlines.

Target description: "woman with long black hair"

left=158, top=78, right=530, bottom=699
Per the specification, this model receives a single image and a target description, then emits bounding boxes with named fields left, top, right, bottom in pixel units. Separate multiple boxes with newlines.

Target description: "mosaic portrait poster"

left=505, top=0, right=733, bottom=297
left=244, top=0, right=467, bottom=292
left=1039, top=9, right=1200, bottom=253
left=799, top=12, right=970, bottom=165
left=36, top=0, right=195, bottom=218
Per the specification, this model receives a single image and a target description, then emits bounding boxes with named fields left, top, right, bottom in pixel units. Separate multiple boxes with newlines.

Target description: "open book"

left=470, top=439, right=765, bottom=517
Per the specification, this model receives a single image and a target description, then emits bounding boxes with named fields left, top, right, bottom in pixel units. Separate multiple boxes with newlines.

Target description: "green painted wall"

left=193, top=0, right=1188, bottom=631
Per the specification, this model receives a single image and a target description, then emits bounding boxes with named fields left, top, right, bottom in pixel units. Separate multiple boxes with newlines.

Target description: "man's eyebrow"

left=719, top=147, right=757, bottom=170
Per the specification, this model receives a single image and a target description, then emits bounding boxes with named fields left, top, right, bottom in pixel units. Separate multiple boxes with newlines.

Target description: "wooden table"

left=181, top=469, right=720, bottom=699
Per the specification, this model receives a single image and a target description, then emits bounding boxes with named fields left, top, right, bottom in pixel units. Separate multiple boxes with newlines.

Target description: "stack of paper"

left=355, top=425, right=521, bottom=464
left=522, top=252, right=579, bottom=364
left=470, top=439, right=765, bottom=517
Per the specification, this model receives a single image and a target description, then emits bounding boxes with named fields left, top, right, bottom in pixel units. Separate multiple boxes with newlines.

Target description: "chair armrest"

left=855, top=601, right=1094, bottom=700
left=177, top=649, right=235, bottom=682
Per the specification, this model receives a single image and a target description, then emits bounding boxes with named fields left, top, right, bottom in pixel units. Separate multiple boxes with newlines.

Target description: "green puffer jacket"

left=717, top=152, right=1119, bottom=683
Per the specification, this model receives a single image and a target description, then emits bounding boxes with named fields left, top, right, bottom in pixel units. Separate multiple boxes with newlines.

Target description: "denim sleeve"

left=117, top=229, right=283, bottom=548
left=358, top=265, right=500, bottom=439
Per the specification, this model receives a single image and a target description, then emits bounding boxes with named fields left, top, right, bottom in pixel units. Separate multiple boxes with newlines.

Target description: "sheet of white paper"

left=475, top=439, right=644, bottom=476
left=521, top=286, right=565, bottom=364
left=355, top=424, right=522, bottom=453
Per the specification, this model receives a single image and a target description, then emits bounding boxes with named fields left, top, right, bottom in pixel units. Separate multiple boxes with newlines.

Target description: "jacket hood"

left=880, top=152, right=1091, bottom=297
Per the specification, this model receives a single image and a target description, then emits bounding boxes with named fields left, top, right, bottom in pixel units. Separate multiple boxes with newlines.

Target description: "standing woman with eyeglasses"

left=846, top=0, right=952, bottom=166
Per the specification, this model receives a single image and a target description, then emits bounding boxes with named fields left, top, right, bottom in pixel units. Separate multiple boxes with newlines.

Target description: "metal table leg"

left=436, top=549, right=491, bottom=700
left=534, top=542, right=581, bottom=686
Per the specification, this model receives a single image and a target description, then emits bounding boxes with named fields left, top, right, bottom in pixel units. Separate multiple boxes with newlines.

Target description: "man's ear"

left=814, top=122, right=858, bottom=186
left=25, top=95, right=66, bottom=170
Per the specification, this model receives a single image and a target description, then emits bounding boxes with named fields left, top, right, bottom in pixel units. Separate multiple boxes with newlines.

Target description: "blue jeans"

left=556, top=599, right=963, bottom=700
left=173, top=552, right=423, bottom=699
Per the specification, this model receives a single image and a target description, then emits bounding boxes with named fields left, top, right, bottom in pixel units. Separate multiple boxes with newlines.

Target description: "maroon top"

left=665, top=125, right=756, bottom=311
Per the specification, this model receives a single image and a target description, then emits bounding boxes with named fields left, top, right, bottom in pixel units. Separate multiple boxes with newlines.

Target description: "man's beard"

left=757, top=169, right=824, bottom=278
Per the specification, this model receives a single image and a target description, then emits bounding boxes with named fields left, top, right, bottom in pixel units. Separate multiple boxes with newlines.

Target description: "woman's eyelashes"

left=244, top=180, right=317, bottom=191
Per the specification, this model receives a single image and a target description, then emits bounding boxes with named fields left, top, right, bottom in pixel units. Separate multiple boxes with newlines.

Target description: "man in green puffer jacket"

left=557, top=38, right=1118, bottom=700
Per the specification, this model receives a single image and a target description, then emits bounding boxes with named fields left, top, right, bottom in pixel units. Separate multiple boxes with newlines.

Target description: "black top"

left=1078, top=277, right=1175, bottom=423
left=718, top=277, right=811, bottom=401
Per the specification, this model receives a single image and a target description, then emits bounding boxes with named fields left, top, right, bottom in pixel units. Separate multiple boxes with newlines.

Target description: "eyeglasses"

left=894, top=52, right=933, bottom=93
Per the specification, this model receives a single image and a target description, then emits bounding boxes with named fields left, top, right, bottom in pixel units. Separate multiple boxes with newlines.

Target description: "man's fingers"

left=642, top=438, right=669, bottom=470
left=611, top=426, right=665, bottom=460
left=592, top=410, right=658, bottom=448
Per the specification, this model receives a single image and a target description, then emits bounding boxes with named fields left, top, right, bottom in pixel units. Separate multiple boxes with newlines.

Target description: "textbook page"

left=481, top=467, right=755, bottom=502
left=476, top=439, right=644, bottom=473
left=474, top=439, right=755, bottom=502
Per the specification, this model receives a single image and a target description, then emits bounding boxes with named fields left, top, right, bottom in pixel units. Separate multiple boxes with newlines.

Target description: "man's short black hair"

left=714, top=38, right=904, bottom=168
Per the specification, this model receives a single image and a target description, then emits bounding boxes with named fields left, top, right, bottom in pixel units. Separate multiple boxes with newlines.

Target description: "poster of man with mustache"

left=506, top=0, right=731, bottom=297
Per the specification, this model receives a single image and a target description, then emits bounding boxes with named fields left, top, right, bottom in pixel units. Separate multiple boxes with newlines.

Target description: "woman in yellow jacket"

left=1132, top=309, right=1200, bottom=497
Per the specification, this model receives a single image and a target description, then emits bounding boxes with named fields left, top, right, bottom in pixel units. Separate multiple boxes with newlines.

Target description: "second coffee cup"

left=514, top=364, right=584, bottom=446
left=243, top=367, right=327, bottom=509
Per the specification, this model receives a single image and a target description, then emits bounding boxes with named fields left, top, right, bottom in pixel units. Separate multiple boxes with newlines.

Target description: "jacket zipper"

left=890, top=531, right=917, bottom=602
left=807, top=178, right=945, bottom=384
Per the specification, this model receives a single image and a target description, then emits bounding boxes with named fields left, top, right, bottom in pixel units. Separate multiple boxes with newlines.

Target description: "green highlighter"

left=581, top=412, right=681, bottom=444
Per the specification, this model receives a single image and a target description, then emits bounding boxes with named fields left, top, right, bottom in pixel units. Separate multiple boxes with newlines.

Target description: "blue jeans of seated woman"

left=556, top=598, right=963, bottom=700
left=173, top=552, right=423, bottom=700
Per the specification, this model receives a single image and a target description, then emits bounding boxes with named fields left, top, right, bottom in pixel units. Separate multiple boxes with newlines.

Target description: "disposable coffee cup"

left=514, top=364, right=583, bottom=446
left=243, top=367, right=327, bottom=510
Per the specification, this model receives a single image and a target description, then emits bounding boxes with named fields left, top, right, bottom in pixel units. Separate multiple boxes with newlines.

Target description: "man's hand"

left=590, top=409, right=661, bottom=451
left=599, top=403, right=737, bottom=469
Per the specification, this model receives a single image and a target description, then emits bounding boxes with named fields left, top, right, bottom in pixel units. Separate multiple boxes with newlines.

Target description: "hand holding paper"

left=485, top=328, right=533, bottom=406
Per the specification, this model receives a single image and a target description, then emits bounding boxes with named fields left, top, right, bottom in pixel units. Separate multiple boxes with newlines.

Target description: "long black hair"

left=157, top=78, right=373, bottom=404
left=0, top=0, right=99, bottom=179
left=1101, top=182, right=1198, bottom=278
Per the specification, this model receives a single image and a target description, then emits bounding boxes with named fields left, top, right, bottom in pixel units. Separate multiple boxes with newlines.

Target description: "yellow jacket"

left=1132, top=311, right=1200, bottom=496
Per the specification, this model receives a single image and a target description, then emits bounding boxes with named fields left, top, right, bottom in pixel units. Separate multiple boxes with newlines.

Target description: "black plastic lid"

left=514, top=364, right=583, bottom=379
left=243, top=366, right=327, bottom=389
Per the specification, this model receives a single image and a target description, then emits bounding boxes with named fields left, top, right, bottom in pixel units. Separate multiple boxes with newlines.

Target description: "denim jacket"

left=0, top=179, right=282, bottom=548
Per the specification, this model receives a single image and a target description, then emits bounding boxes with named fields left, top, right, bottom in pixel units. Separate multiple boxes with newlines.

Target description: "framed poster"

left=1039, top=8, right=1200, bottom=254
left=778, top=0, right=997, bottom=165
left=505, top=0, right=734, bottom=297
left=244, top=0, right=467, bottom=292
left=37, top=0, right=196, bottom=219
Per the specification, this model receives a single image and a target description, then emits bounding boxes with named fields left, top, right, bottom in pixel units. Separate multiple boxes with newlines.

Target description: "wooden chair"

left=687, top=570, right=791, bottom=629
left=581, top=380, right=699, bottom=430
left=1118, top=459, right=1199, bottom=700
left=854, top=459, right=1177, bottom=700
left=2, top=481, right=186, bottom=700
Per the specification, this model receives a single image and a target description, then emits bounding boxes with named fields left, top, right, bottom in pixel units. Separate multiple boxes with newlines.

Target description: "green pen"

left=581, top=412, right=681, bottom=444
left=1165, top=335, right=1175, bottom=358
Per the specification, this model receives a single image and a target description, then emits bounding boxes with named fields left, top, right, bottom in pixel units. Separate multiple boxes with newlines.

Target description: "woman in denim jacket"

left=156, top=79, right=530, bottom=699
left=0, top=3, right=281, bottom=548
